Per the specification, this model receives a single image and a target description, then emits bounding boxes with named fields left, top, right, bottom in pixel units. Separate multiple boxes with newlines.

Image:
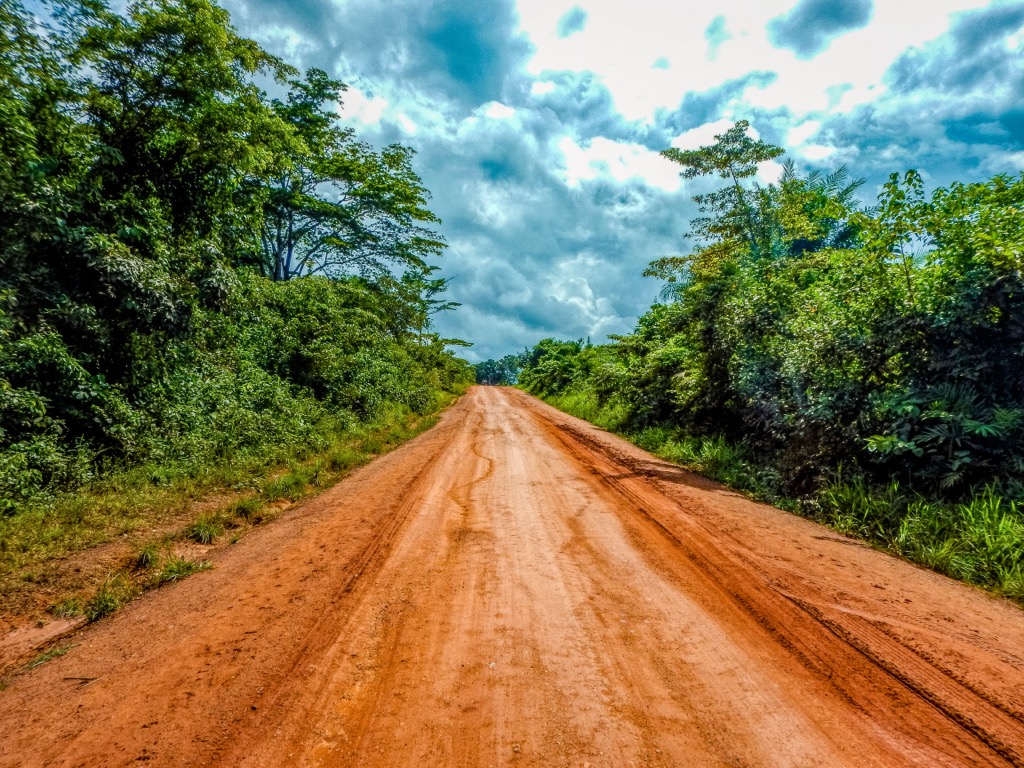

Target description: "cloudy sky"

left=221, top=0, right=1024, bottom=361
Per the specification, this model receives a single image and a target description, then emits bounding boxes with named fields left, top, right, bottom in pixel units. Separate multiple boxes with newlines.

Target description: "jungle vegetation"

left=517, top=121, right=1024, bottom=599
left=0, top=0, right=472, bottom=517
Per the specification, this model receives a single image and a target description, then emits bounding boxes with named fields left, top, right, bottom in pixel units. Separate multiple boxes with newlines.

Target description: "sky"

left=219, top=0, right=1024, bottom=361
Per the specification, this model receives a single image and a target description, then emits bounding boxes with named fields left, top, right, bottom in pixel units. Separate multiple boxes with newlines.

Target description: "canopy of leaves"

left=0, top=0, right=470, bottom=512
left=526, top=121, right=1024, bottom=501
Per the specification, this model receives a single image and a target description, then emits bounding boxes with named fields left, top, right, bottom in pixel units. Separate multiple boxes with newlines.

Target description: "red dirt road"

left=2, top=387, right=1023, bottom=767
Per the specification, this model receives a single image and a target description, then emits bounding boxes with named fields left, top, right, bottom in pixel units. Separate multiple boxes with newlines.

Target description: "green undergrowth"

left=542, top=386, right=1024, bottom=605
left=27, top=643, right=77, bottom=669
left=1, top=394, right=459, bottom=621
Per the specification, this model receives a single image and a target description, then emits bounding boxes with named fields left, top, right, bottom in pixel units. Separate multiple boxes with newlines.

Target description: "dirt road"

left=1, top=387, right=1023, bottom=767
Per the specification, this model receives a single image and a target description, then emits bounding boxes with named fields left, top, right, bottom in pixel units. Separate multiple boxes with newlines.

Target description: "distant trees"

left=475, top=353, right=528, bottom=386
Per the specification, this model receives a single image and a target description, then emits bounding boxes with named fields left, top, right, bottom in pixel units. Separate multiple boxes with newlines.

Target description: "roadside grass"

left=184, top=513, right=225, bottom=545
left=1, top=394, right=458, bottom=625
left=27, top=643, right=77, bottom=669
left=154, top=556, right=212, bottom=586
left=812, top=479, right=1024, bottom=602
left=540, top=388, right=1024, bottom=606
left=83, top=575, right=137, bottom=622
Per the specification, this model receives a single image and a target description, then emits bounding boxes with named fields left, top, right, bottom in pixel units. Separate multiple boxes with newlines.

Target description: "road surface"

left=1, top=387, right=1023, bottom=766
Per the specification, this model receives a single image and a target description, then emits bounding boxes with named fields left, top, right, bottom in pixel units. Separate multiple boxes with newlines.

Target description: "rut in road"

left=1, top=387, right=1023, bottom=767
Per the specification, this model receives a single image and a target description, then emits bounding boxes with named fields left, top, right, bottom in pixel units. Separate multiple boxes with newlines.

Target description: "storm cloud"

left=232, top=0, right=533, bottom=110
left=768, top=0, right=873, bottom=58
left=556, top=7, right=588, bottom=38
left=220, top=0, right=1024, bottom=360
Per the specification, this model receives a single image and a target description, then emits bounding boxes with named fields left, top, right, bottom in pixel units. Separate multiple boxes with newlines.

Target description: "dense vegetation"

left=0, top=0, right=471, bottom=516
left=517, top=122, right=1024, bottom=599
left=474, top=353, right=525, bottom=386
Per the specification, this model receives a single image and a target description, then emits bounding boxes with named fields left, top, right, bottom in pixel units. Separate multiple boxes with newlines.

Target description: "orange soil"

left=0, top=386, right=1022, bottom=767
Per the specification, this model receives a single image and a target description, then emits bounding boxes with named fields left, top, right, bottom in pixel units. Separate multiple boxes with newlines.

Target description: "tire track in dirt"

left=522, top=390, right=1024, bottom=764
left=0, top=387, right=1022, bottom=767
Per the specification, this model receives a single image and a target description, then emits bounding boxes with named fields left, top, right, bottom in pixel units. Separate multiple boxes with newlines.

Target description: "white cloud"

left=342, top=86, right=389, bottom=127
left=558, top=136, right=680, bottom=191
left=787, top=119, right=821, bottom=146
left=670, top=119, right=744, bottom=151
left=483, top=101, right=517, bottom=120
left=800, top=143, right=839, bottom=162
left=514, top=0, right=997, bottom=123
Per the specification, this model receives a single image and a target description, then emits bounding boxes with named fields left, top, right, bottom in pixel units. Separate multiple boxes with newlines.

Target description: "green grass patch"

left=226, top=496, right=264, bottom=523
left=154, top=556, right=211, bottom=586
left=326, top=445, right=367, bottom=472
left=262, top=467, right=312, bottom=502
left=184, top=513, right=225, bottom=545
left=813, top=480, right=1024, bottom=600
left=0, top=394, right=459, bottom=596
left=84, top=575, right=137, bottom=622
left=134, top=542, right=161, bottom=570
left=50, top=596, right=84, bottom=618
left=3, top=392, right=462, bottom=630
left=27, top=643, right=77, bottom=669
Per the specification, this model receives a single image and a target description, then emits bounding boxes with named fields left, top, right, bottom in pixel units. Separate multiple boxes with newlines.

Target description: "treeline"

left=519, top=122, right=1024, bottom=598
left=475, top=353, right=527, bottom=385
left=0, top=0, right=471, bottom=512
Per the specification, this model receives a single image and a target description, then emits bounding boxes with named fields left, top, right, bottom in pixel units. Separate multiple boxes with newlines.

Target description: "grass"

left=134, top=542, right=160, bottom=570
left=814, top=480, right=1024, bottom=601
left=6, top=394, right=460, bottom=626
left=27, top=643, right=77, bottom=669
left=83, top=575, right=137, bottom=621
left=227, top=496, right=263, bottom=523
left=154, top=555, right=211, bottom=585
left=2, top=399, right=452, bottom=583
left=326, top=445, right=365, bottom=472
left=263, top=467, right=313, bottom=502
left=184, top=513, right=225, bottom=545
left=50, top=596, right=84, bottom=618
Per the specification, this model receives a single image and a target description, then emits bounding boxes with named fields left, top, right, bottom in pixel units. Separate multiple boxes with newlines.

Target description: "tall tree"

left=262, top=69, right=446, bottom=282
left=659, top=120, right=783, bottom=265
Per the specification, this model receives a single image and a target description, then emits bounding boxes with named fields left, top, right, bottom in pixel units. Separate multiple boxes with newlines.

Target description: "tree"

left=475, top=352, right=526, bottom=386
left=75, top=0, right=296, bottom=246
left=0, top=0, right=471, bottom=510
left=260, top=69, right=446, bottom=282
left=658, top=120, right=783, bottom=268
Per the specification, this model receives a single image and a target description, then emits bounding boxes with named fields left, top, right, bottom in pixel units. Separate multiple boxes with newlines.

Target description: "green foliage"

left=593, top=127, right=1024, bottom=499
left=813, top=480, right=1024, bottom=597
left=524, top=120, right=1024, bottom=598
left=227, top=496, right=264, bottom=522
left=0, top=0, right=472, bottom=513
left=263, top=467, right=311, bottom=502
left=84, top=574, right=137, bottom=621
left=261, top=69, right=444, bottom=281
left=155, top=555, right=211, bottom=585
left=326, top=445, right=365, bottom=472
left=184, top=513, right=224, bottom=544
left=475, top=352, right=528, bottom=385
left=134, top=542, right=160, bottom=569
